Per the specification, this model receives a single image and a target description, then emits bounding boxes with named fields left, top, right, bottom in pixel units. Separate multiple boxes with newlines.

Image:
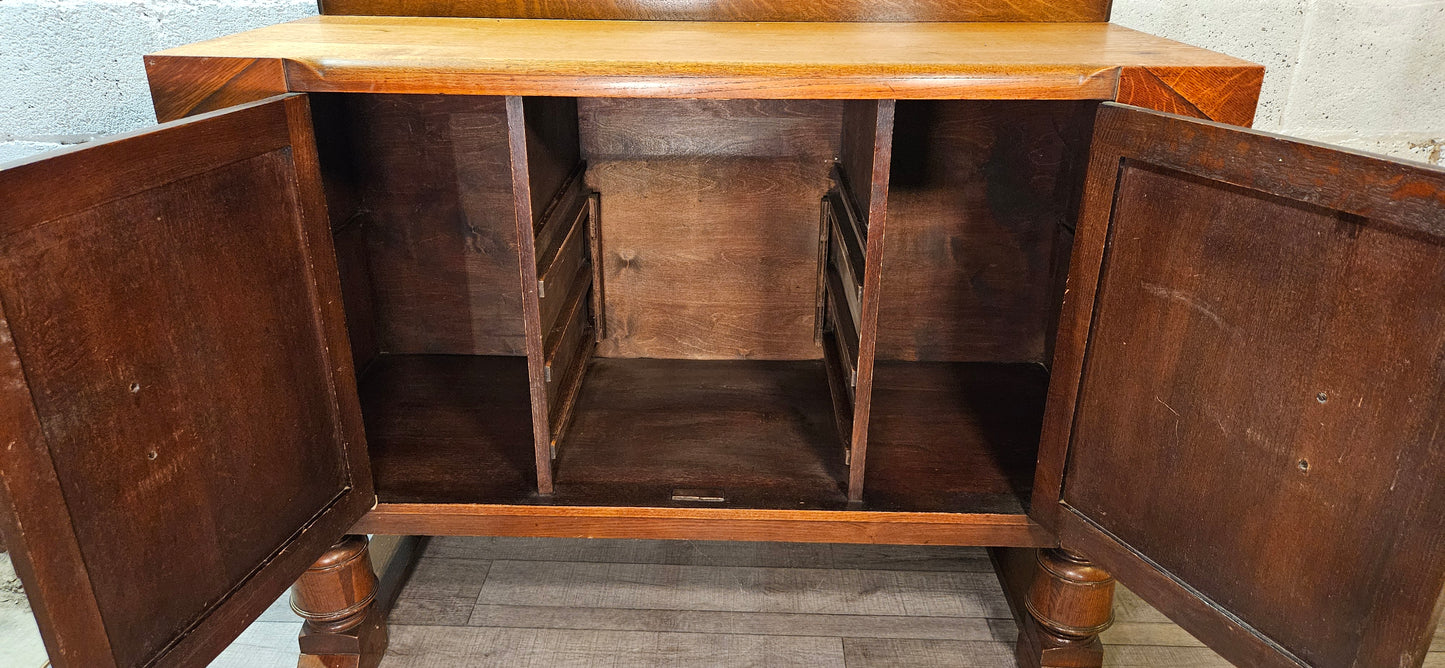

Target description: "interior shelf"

left=362, top=355, right=852, bottom=509
left=551, top=358, right=850, bottom=509
left=862, top=361, right=1046, bottom=515
left=362, top=354, right=1041, bottom=516
left=362, top=354, right=536, bottom=505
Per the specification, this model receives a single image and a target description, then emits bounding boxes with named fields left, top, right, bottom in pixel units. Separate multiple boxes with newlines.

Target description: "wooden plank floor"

left=2, top=541, right=1443, bottom=667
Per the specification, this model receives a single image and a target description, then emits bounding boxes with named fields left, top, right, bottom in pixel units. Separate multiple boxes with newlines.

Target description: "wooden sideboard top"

left=316, top=0, right=1114, bottom=22
left=147, top=16, right=1261, bottom=101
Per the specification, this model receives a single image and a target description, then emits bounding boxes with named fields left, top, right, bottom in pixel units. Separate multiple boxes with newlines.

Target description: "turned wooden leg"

left=991, top=547, right=1115, bottom=668
left=291, top=535, right=387, bottom=668
left=1020, top=549, right=1115, bottom=668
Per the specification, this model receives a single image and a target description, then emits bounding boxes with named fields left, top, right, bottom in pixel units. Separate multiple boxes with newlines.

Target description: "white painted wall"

left=0, top=0, right=1441, bottom=164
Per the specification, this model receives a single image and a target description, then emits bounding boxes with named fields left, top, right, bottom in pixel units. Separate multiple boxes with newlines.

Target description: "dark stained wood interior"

left=360, top=356, right=852, bottom=509
left=358, top=354, right=1042, bottom=517
left=318, top=94, right=526, bottom=357
left=508, top=96, right=592, bottom=493
left=321, top=95, right=1069, bottom=517
left=536, top=196, right=591, bottom=337
left=542, top=276, right=594, bottom=436
left=838, top=103, right=887, bottom=231
left=880, top=100, right=1095, bottom=363
left=332, top=217, right=380, bottom=373
left=362, top=354, right=536, bottom=505
left=581, top=98, right=840, bottom=360
left=521, top=97, right=583, bottom=233
left=835, top=99, right=896, bottom=502
left=552, top=358, right=849, bottom=508
left=864, top=361, right=1045, bottom=515
left=317, top=0, right=1113, bottom=22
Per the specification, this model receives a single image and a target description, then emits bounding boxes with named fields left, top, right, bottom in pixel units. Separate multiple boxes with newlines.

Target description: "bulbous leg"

left=292, top=535, right=386, bottom=668
left=1018, top=548, right=1115, bottom=668
left=992, top=547, right=1115, bottom=668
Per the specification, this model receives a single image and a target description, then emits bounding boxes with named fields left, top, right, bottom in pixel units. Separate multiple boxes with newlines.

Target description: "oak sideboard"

left=1, top=2, right=1442, bottom=667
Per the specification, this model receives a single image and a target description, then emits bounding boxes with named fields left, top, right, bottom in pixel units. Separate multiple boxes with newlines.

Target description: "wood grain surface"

left=357, top=503, right=1051, bottom=547
left=0, top=96, right=373, bottom=667
left=582, top=99, right=839, bottom=360
left=143, top=56, right=286, bottom=122
left=362, top=354, right=535, bottom=505
left=1117, top=66, right=1264, bottom=127
left=551, top=358, right=847, bottom=508
left=331, top=94, right=526, bottom=356
left=318, top=0, right=1112, bottom=22
left=1050, top=104, right=1445, bottom=668
left=839, top=100, right=896, bottom=502
left=879, top=100, right=1095, bottom=362
left=864, top=362, right=1046, bottom=516
left=331, top=217, right=380, bottom=373
left=148, top=18, right=1258, bottom=100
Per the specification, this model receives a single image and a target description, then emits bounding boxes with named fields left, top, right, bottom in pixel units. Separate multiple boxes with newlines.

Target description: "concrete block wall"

left=0, top=0, right=315, bottom=162
left=0, top=0, right=1442, bottom=165
left=1114, top=0, right=1445, bottom=165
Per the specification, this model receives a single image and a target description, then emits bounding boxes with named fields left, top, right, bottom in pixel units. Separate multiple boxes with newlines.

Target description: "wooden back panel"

left=318, top=0, right=1112, bottom=22
left=582, top=98, right=842, bottom=360
left=0, top=96, right=372, bottom=667
left=322, top=94, right=527, bottom=356
left=879, top=100, right=1096, bottom=362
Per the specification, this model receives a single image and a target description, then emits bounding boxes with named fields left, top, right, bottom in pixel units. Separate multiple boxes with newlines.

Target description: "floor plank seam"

left=460, top=604, right=1005, bottom=621
left=474, top=557, right=1000, bottom=576
left=389, top=622, right=858, bottom=642
left=458, top=559, right=495, bottom=627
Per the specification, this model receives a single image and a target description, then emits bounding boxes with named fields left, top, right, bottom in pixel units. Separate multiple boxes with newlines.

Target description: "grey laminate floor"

left=3, top=539, right=1443, bottom=667
left=213, top=537, right=1445, bottom=668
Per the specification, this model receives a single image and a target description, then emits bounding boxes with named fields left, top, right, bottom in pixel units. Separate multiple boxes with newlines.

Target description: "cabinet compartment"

left=862, top=101, right=1097, bottom=513
left=316, top=94, right=1091, bottom=519
left=314, top=94, right=538, bottom=503
left=552, top=98, right=855, bottom=505
left=319, top=95, right=861, bottom=507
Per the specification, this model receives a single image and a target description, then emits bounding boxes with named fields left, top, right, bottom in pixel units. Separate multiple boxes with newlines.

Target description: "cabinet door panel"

left=0, top=95, right=372, bottom=667
left=1044, top=103, right=1445, bottom=668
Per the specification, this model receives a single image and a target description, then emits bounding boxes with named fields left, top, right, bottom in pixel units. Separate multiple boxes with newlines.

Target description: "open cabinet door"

left=0, top=95, right=373, bottom=667
left=1039, top=103, right=1445, bottom=668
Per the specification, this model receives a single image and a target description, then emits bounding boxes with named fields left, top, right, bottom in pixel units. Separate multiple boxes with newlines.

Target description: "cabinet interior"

left=310, top=93, right=1095, bottom=516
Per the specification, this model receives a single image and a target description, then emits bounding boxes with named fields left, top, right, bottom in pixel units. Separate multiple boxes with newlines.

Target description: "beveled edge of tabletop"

left=146, top=17, right=1257, bottom=100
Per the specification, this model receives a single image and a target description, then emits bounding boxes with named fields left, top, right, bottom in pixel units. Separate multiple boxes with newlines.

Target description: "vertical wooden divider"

left=587, top=192, right=606, bottom=342
left=506, top=95, right=555, bottom=494
left=508, top=95, right=589, bottom=496
left=842, top=99, right=896, bottom=502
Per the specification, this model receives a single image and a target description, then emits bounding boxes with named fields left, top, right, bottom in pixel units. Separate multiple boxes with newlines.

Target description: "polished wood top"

left=148, top=16, right=1260, bottom=99
left=317, top=0, right=1113, bottom=23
